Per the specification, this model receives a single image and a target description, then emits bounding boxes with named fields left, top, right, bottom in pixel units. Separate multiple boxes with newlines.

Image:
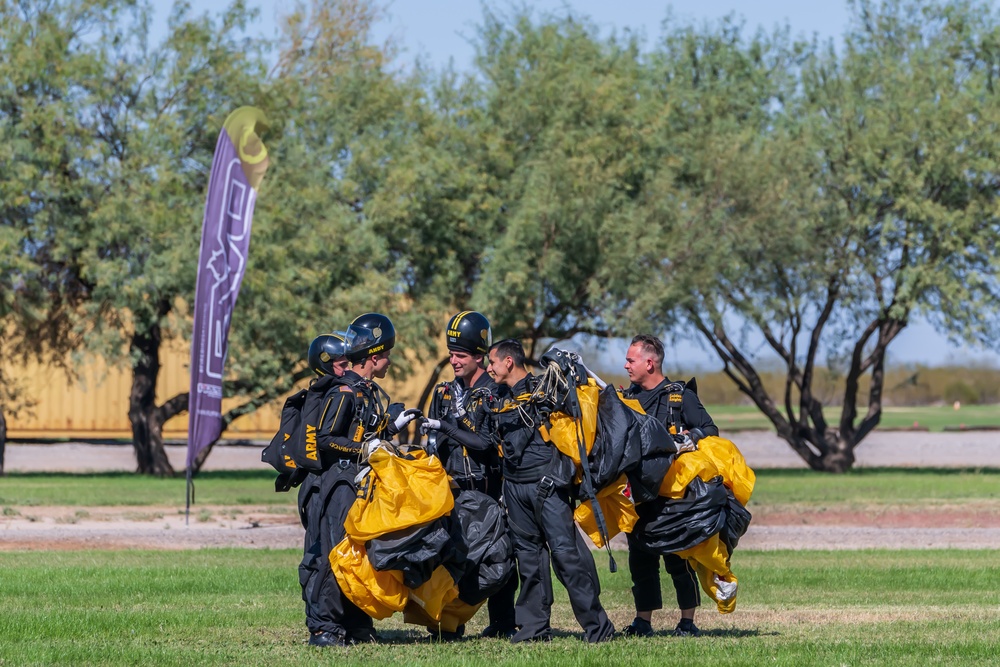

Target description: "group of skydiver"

left=286, top=310, right=731, bottom=647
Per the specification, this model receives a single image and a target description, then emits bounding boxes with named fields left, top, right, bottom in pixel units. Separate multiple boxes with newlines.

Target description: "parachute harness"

left=487, top=353, right=618, bottom=573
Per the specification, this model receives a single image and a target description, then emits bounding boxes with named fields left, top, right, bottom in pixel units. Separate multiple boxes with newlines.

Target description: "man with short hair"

left=420, top=311, right=517, bottom=640
left=487, top=339, right=615, bottom=644
left=621, top=333, right=719, bottom=638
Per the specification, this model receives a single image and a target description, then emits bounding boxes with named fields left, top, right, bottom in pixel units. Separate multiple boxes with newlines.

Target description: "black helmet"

left=345, top=312, right=396, bottom=363
left=308, top=332, right=348, bottom=376
left=446, top=311, right=492, bottom=355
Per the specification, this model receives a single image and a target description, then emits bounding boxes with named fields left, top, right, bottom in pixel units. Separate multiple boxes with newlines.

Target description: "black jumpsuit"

left=495, top=374, right=615, bottom=643
left=298, top=370, right=386, bottom=640
left=623, top=378, right=719, bottom=615
left=428, top=372, right=517, bottom=634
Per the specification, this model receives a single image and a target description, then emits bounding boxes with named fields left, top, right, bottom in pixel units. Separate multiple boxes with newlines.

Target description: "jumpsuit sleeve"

left=437, top=415, right=493, bottom=451
left=681, top=389, right=719, bottom=437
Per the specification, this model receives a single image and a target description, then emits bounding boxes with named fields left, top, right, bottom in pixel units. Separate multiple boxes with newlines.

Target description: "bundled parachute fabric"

left=696, top=436, right=756, bottom=506
left=546, top=381, right=599, bottom=463
left=344, top=447, right=454, bottom=542
left=366, top=516, right=467, bottom=589
left=676, top=533, right=739, bottom=614
left=634, top=476, right=730, bottom=553
left=618, top=397, right=679, bottom=503
left=545, top=383, right=678, bottom=504
left=452, top=490, right=515, bottom=606
left=332, top=442, right=513, bottom=631
left=503, top=350, right=679, bottom=566
left=634, top=435, right=756, bottom=613
left=403, top=564, right=461, bottom=628
left=330, top=537, right=408, bottom=619
left=574, top=474, right=638, bottom=548
left=331, top=444, right=464, bottom=625
left=401, top=490, right=514, bottom=634
left=403, top=574, right=476, bottom=634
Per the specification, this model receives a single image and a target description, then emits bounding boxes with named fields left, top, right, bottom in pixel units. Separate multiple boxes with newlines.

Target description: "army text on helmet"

left=446, top=311, right=492, bottom=355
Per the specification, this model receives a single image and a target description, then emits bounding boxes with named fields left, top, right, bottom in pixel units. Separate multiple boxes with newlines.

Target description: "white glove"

left=388, top=408, right=422, bottom=435
left=419, top=418, right=442, bottom=435
left=676, top=433, right=697, bottom=453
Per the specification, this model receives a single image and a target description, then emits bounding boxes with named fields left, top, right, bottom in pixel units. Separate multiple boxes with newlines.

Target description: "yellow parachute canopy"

left=617, top=393, right=645, bottom=414
left=659, top=436, right=756, bottom=505
left=402, top=565, right=460, bottom=627
left=676, top=533, right=739, bottom=614
left=661, top=436, right=755, bottom=615
left=345, top=447, right=454, bottom=542
left=574, top=474, right=639, bottom=548
left=330, top=537, right=408, bottom=619
left=545, top=381, right=600, bottom=463
left=404, top=582, right=482, bottom=634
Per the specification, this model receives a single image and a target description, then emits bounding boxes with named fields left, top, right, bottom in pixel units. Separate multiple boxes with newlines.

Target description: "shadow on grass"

left=374, top=627, right=597, bottom=645
left=372, top=626, right=773, bottom=644
left=679, top=628, right=773, bottom=639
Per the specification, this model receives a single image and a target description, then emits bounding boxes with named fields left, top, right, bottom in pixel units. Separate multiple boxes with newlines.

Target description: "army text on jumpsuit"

left=298, top=369, right=388, bottom=641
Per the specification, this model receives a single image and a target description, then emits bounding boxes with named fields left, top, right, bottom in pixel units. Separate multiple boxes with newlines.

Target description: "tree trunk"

left=781, top=427, right=856, bottom=473
left=128, top=325, right=174, bottom=476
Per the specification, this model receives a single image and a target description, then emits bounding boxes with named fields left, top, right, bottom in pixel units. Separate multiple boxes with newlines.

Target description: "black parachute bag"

left=631, top=475, right=729, bottom=554
left=453, top=490, right=515, bottom=605
left=262, top=375, right=345, bottom=490
left=261, top=389, right=309, bottom=492
left=367, top=516, right=469, bottom=589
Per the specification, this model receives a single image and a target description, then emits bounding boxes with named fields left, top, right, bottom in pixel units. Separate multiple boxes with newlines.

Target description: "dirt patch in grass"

left=752, top=503, right=1000, bottom=528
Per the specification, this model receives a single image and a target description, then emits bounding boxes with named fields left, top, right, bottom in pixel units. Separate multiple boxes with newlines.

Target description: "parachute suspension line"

left=563, top=370, right=617, bottom=574
left=362, top=381, right=392, bottom=443
left=537, top=360, right=570, bottom=405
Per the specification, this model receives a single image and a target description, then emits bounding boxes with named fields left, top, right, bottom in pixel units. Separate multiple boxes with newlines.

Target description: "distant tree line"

left=2, top=0, right=998, bottom=474
left=601, top=365, right=1000, bottom=408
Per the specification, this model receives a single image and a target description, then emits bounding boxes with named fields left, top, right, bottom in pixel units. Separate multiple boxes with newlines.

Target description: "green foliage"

left=677, top=364, right=1000, bottom=407
left=468, top=11, right=650, bottom=349
left=5, top=0, right=1000, bottom=474
left=709, top=403, right=1000, bottom=431
left=942, top=381, right=981, bottom=405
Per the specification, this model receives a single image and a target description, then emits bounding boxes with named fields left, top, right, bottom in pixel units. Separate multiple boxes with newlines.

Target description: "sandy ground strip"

left=2, top=431, right=999, bottom=551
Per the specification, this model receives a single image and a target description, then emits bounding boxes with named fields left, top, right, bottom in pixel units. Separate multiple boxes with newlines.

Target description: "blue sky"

left=152, top=1, right=854, bottom=67
left=147, top=0, right=999, bottom=370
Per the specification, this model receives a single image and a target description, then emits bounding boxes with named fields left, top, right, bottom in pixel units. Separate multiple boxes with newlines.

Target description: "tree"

left=461, top=9, right=650, bottom=354
left=0, top=0, right=113, bottom=472
left=613, top=0, right=1000, bottom=472
left=0, top=0, right=281, bottom=475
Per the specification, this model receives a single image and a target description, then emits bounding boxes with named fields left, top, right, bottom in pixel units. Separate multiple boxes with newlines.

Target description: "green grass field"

left=2, top=468, right=998, bottom=665
left=712, top=403, right=1000, bottom=432
left=0, top=549, right=997, bottom=666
